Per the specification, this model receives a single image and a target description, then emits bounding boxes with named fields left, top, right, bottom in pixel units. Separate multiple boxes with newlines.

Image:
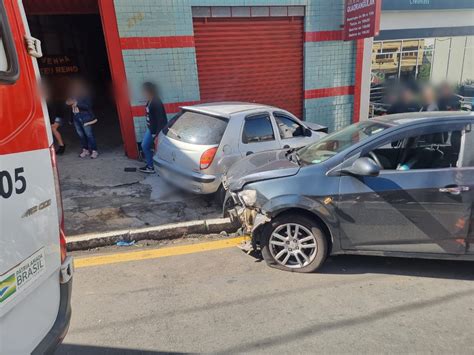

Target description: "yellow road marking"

left=74, top=237, right=247, bottom=269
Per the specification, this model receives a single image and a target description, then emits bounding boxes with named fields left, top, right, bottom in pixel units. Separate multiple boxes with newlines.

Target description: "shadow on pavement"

left=319, top=254, right=474, bottom=281
left=215, top=287, right=474, bottom=354
left=56, top=344, right=188, bottom=355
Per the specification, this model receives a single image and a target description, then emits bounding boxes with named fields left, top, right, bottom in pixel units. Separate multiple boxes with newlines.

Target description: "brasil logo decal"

left=0, top=248, right=45, bottom=308
left=0, top=274, right=17, bottom=304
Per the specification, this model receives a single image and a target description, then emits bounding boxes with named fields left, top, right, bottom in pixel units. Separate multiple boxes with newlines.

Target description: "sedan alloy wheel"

left=269, top=223, right=317, bottom=268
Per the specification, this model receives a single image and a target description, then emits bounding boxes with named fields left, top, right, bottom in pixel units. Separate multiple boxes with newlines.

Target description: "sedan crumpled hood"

left=225, top=150, right=300, bottom=191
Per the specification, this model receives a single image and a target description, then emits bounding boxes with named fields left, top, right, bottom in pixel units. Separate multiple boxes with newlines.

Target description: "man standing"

left=139, top=82, right=167, bottom=173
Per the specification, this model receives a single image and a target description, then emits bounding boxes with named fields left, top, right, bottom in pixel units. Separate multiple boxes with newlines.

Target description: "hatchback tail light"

left=200, top=147, right=218, bottom=170
left=50, top=145, right=67, bottom=263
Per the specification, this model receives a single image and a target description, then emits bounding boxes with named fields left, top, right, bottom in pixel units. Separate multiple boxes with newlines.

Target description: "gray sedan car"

left=154, top=102, right=326, bottom=201
left=224, top=112, right=474, bottom=272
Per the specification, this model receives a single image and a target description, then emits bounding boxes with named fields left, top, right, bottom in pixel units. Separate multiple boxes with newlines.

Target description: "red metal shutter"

left=193, top=17, right=304, bottom=118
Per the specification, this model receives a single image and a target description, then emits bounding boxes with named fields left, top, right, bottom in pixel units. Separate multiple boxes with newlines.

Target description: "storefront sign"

left=382, top=0, right=474, bottom=10
left=344, top=0, right=381, bottom=41
left=39, top=55, right=79, bottom=75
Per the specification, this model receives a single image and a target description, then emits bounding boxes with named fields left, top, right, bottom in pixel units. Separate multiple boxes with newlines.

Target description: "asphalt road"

left=57, top=237, right=474, bottom=354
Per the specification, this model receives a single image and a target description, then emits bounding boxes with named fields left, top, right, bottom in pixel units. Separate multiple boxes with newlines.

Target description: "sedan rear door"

left=337, top=121, right=473, bottom=255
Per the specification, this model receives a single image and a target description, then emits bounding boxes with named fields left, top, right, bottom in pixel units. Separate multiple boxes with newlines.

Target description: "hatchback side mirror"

left=341, top=157, right=380, bottom=177
left=303, top=128, right=312, bottom=137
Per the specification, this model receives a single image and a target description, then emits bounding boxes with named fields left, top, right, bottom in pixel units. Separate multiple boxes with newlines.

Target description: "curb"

left=66, top=218, right=236, bottom=251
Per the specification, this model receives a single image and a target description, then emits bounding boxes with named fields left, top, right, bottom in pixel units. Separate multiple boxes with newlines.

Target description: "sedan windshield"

left=298, top=121, right=390, bottom=165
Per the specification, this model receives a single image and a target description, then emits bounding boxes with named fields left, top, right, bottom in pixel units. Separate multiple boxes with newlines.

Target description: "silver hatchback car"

left=154, top=102, right=326, bottom=200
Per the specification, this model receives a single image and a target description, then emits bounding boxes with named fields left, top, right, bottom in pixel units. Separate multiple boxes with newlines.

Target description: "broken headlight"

left=237, top=189, right=257, bottom=207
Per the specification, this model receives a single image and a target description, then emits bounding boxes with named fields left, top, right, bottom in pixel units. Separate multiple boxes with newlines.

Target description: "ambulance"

left=0, top=1, right=73, bottom=353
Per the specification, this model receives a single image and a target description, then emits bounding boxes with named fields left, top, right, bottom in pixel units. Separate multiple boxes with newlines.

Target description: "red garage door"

left=193, top=17, right=304, bottom=118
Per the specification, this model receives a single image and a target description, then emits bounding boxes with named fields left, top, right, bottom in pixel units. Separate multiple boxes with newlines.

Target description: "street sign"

left=344, top=0, right=381, bottom=41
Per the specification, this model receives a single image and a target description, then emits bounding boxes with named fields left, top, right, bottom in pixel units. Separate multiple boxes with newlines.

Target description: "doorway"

left=25, top=8, right=123, bottom=154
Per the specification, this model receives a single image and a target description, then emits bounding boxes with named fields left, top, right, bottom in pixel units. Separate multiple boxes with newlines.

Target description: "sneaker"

left=138, top=165, right=155, bottom=174
left=79, top=149, right=90, bottom=158
left=56, top=145, right=66, bottom=155
left=90, top=150, right=99, bottom=159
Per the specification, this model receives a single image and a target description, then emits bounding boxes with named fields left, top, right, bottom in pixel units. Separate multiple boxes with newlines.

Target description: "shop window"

left=0, top=2, right=19, bottom=84
left=372, top=37, right=474, bottom=86
left=242, top=114, right=275, bottom=144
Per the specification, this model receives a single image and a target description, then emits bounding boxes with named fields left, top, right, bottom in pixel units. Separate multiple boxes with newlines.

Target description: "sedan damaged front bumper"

left=227, top=192, right=270, bottom=250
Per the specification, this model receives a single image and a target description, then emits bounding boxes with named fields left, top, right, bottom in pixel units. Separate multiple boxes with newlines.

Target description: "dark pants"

left=73, top=116, right=97, bottom=151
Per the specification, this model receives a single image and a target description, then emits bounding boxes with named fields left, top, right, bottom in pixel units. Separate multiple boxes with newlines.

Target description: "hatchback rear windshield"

left=163, top=111, right=228, bottom=145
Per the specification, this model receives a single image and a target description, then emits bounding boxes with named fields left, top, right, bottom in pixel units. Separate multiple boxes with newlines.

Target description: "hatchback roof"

left=181, top=102, right=275, bottom=118
left=372, top=111, right=474, bottom=126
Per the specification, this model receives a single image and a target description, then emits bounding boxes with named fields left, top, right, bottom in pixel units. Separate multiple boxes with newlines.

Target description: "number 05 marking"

left=0, top=167, right=27, bottom=199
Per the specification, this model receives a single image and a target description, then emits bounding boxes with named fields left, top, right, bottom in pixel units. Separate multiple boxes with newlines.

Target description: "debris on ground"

left=116, top=240, right=136, bottom=247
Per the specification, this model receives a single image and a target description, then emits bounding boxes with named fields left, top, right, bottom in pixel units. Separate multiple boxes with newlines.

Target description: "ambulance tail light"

left=200, top=147, right=218, bottom=170
left=50, top=145, right=67, bottom=263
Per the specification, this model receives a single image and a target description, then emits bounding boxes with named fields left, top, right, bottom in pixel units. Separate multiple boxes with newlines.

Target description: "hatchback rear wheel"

left=261, top=214, right=327, bottom=273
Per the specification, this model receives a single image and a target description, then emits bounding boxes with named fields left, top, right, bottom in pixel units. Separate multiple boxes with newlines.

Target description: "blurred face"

left=422, top=87, right=435, bottom=103
left=41, top=82, right=50, bottom=101
left=401, top=90, right=413, bottom=103
left=440, top=84, right=452, bottom=97
left=142, top=87, right=153, bottom=101
left=70, top=81, right=82, bottom=96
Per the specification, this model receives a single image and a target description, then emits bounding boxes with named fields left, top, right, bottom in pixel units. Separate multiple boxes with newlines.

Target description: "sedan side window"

left=274, top=113, right=304, bottom=139
left=242, top=114, right=275, bottom=144
left=365, top=129, right=463, bottom=170
left=0, top=2, right=19, bottom=84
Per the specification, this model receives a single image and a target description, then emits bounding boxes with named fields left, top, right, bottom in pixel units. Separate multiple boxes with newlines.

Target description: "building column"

left=359, top=37, right=373, bottom=121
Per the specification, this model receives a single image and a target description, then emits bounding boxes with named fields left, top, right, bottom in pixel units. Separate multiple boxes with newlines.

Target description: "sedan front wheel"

left=261, top=214, right=328, bottom=273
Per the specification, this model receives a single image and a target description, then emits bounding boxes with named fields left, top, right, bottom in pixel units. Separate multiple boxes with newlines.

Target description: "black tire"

left=214, top=184, right=226, bottom=206
left=261, top=213, right=328, bottom=273
left=222, top=192, right=235, bottom=218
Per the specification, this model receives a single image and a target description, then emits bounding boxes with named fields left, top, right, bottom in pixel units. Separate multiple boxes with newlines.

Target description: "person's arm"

left=148, top=101, right=159, bottom=135
left=154, top=100, right=168, bottom=134
left=76, top=97, right=92, bottom=111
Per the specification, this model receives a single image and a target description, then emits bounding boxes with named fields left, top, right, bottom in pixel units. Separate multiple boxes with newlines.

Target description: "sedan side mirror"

left=303, top=128, right=312, bottom=137
left=341, top=157, right=380, bottom=177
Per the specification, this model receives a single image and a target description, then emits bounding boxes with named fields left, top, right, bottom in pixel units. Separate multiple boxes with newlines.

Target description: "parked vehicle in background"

left=154, top=102, right=327, bottom=202
left=224, top=112, right=474, bottom=272
left=0, top=1, right=73, bottom=353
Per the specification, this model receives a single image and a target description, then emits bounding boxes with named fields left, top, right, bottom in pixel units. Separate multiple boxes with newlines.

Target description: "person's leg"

left=51, top=122, right=64, bottom=146
left=82, top=124, right=98, bottom=158
left=73, top=118, right=90, bottom=157
left=139, top=129, right=155, bottom=173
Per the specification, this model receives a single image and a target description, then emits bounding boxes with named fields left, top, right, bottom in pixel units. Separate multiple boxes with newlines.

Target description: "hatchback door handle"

left=246, top=151, right=253, bottom=156
left=283, top=145, right=290, bottom=149
left=439, top=186, right=470, bottom=195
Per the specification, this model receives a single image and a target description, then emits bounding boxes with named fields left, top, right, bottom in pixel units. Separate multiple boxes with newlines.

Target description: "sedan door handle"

left=283, top=145, right=290, bottom=149
left=439, top=186, right=470, bottom=195
left=246, top=151, right=253, bottom=156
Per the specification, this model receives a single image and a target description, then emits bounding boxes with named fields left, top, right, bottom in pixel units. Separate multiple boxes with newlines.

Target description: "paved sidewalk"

left=58, top=148, right=221, bottom=235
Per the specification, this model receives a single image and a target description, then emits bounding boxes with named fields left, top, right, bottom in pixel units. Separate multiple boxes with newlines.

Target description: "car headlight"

left=238, top=189, right=257, bottom=207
